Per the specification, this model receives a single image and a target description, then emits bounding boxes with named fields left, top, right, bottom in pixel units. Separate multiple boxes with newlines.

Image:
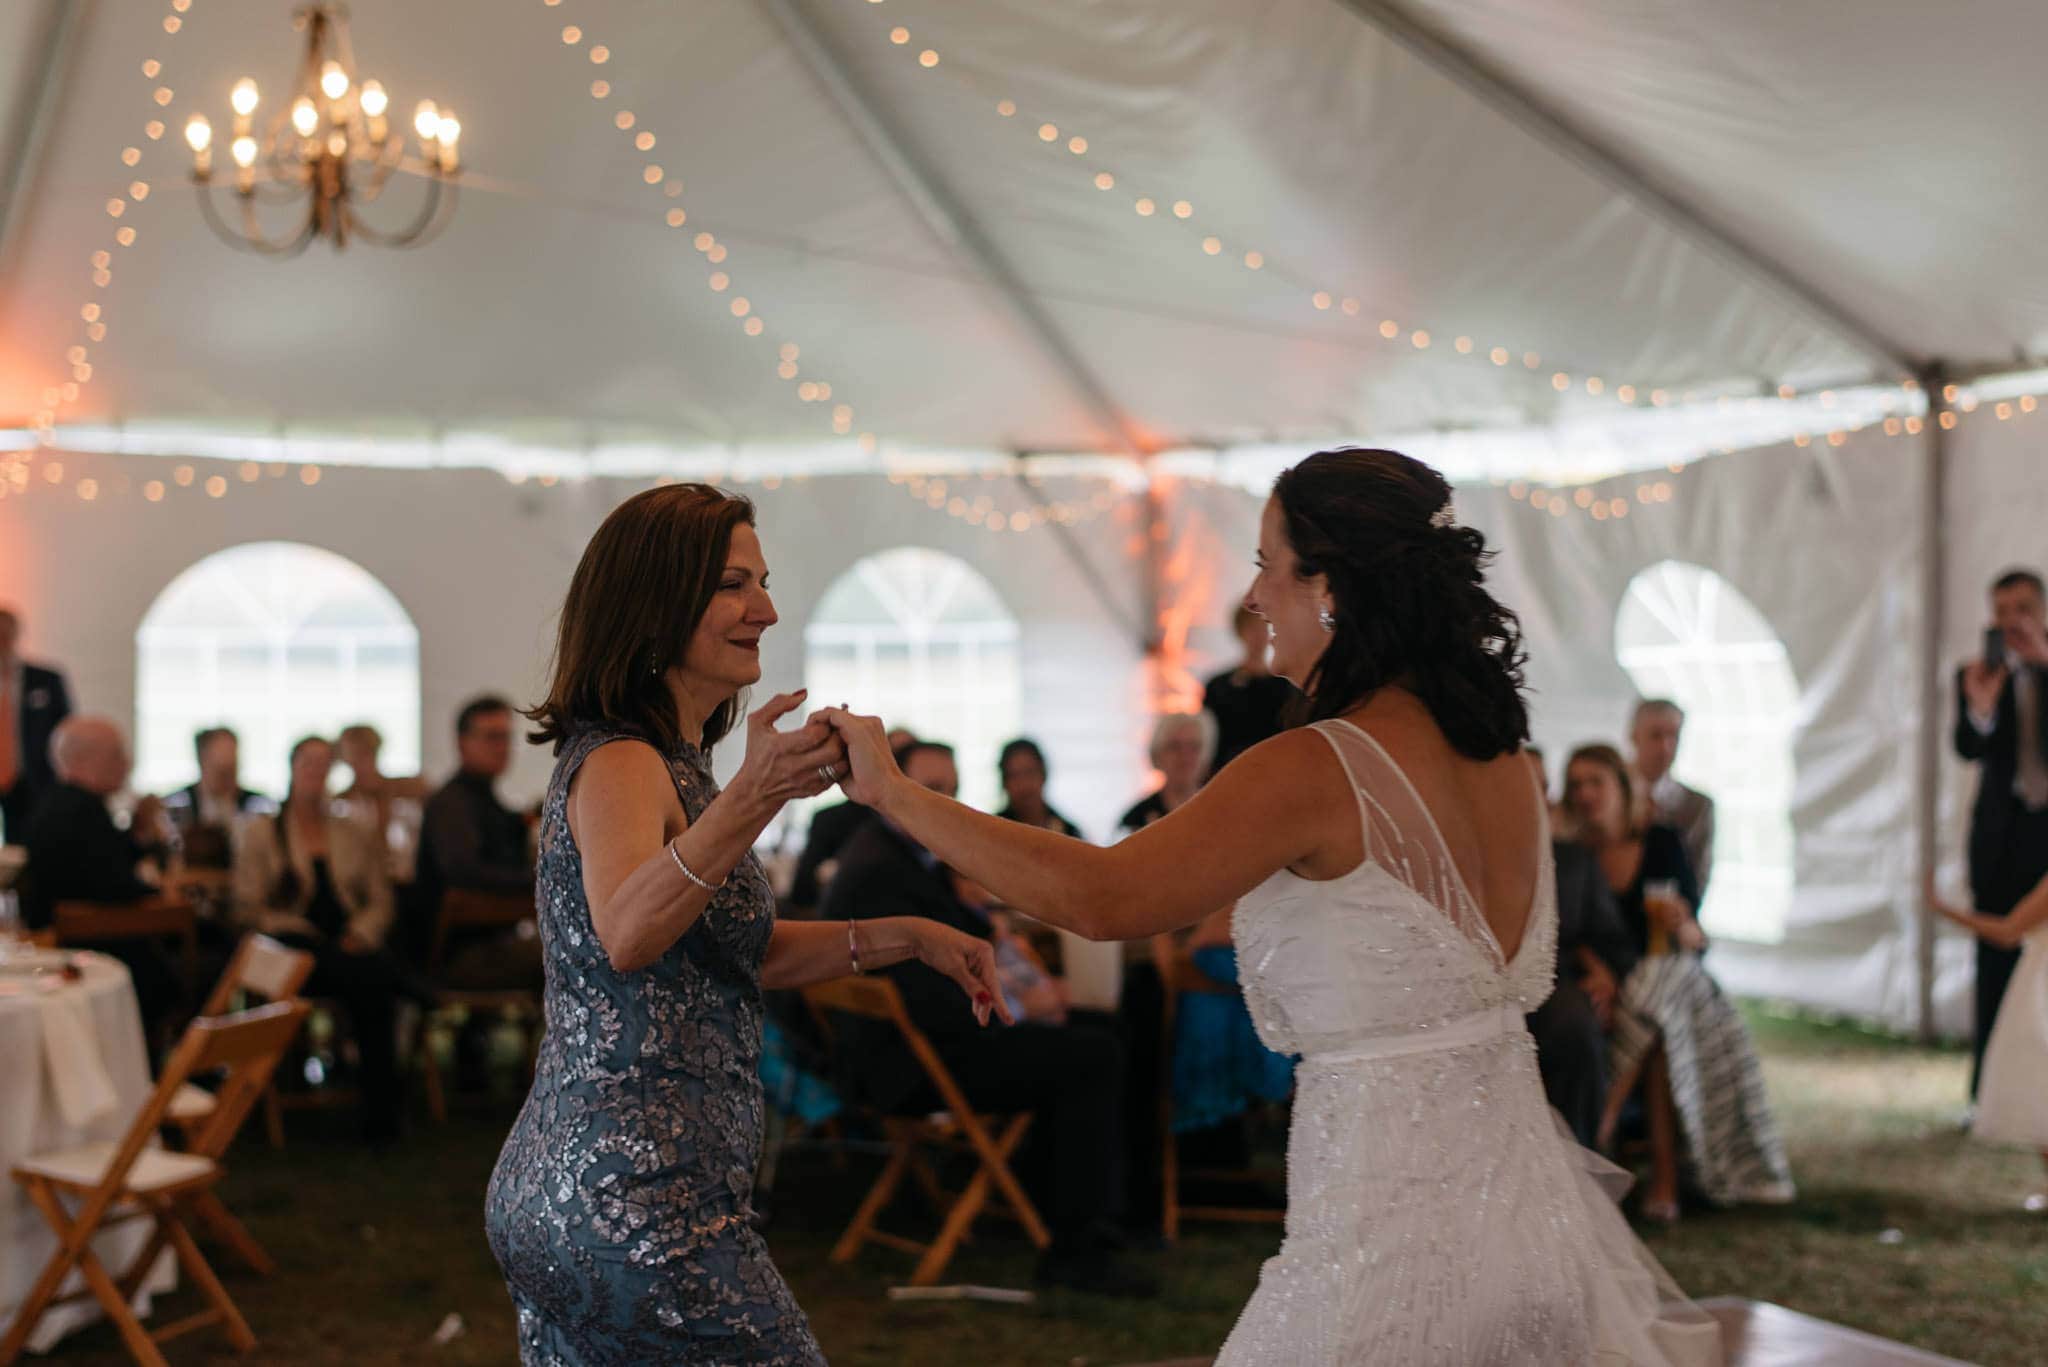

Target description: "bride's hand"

left=814, top=708, right=901, bottom=809
left=910, top=921, right=1014, bottom=1027
left=731, top=691, right=848, bottom=809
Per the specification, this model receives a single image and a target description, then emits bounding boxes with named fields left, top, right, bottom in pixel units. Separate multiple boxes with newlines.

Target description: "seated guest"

left=1564, top=744, right=1794, bottom=1220
left=1166, top=906, right=1295, bottom=1139
left=789, top=725, right=914, bottom=909
left=416, top=696, right=541, bottom=986
left=1524, top=747, right=1639, bottom=1147
left=1119, top=711, right=1217, bottom=835
left=1115, top=711, right=1221, bottom=1222
left=822, top=741, right=1153, bottom=1297
left=20, top=716, right=182, bottom=1032
left=0, top=604, right=72, bottom=845
left=336, top=722, right=429, bottom=883
left=996, top=738, right=1083, bottom=837
left=234, top=736, right=414, bottom=1142
left=953, top=870, right=1070, bottom=1026
left=1201, top=604, right=1296, bottom=776
left=417, top=696, right=541, bottom=1089
left=163, top=726, right=269, bottom=869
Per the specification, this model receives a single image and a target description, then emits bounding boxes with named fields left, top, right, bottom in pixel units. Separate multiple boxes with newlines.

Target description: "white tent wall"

left=0, top=456, right=1152, bottom=840
left=1157, top=432, right=1965, bottom=1036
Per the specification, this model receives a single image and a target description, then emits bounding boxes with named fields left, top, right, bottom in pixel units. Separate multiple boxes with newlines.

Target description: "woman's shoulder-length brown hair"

left=1561, top=742, right=1651, bottom=841
left=526, top=483, right=757, bottom=756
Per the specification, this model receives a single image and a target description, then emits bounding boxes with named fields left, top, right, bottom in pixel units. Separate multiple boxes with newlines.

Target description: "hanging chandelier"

left=184, top=4, right=462, bottom=255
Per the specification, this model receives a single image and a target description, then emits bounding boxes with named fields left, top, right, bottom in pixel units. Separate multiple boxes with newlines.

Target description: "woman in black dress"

left=1564, top=743, right=1793, bottom=1220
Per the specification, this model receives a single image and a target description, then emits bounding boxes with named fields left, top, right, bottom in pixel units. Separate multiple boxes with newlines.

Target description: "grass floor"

left=30, top=1008, right=2047, bottom=1365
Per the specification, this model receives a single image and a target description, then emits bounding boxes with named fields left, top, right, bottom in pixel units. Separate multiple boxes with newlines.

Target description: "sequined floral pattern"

left=484, top=726, right=824, bottom=1365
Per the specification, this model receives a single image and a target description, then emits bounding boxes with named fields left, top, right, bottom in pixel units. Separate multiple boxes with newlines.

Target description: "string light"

left=15, top=0, right=210, bottom=505
left=531, top=0, right=1120, bottom=533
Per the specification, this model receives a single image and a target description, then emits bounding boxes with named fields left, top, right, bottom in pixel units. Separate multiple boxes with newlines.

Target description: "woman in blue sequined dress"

left=484, top=486, right=1009, bottom=1365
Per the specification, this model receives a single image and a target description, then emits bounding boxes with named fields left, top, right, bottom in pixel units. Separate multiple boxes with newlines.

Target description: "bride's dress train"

left=1216, top=721, right=1722, bottom=1365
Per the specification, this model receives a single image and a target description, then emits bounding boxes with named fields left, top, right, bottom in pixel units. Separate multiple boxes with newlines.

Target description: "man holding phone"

left=1955, top=566, right=2048, bottom=1098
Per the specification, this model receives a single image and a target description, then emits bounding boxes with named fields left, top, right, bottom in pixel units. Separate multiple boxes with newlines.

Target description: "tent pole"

left=760, top=0, right=1150, bottom=459
left=1915, top=366, right=1949, bottom=1043
left=1010, top=465, right=1153, bottom=650
left=1332, top=0, right=1922, bottom=377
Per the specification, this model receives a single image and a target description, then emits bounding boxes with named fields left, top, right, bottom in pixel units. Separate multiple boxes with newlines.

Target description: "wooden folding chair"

left=802, top=976, right=1051, bottom=1287
left=1, top=1001, right=311, bottom=1367
left=51, top=899, right=199, bottom=986
left=418, top=888, right=542, bottom=1123
left=161, top=935, right=315, bottom=1271
left=1153, top=933, right=1285, bottom=1242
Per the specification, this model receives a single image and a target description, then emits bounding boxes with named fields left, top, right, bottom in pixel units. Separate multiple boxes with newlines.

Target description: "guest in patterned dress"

left=1565, top=744, right=1794, bottom=1222
left=483, top=485, right=1009, bottom=1365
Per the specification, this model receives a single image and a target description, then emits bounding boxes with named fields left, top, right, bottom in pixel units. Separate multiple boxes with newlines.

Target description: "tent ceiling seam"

left=759, top=0, right=1150, bottom=458
left=1333, top=0, right=1925, bottom=378
left=0, top=0, right=90, bottom=304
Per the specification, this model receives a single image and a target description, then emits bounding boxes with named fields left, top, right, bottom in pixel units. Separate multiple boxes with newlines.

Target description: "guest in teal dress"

left=483, top=485, right=1009, bottom=1365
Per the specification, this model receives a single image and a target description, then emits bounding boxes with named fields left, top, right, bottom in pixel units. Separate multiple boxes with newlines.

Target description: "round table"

left=0, top=949, right=176, bottom=1353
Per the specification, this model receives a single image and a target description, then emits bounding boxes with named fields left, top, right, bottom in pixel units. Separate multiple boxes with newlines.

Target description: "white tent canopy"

left=5, top=0, right=2045, bottom=480
left=4, top=1, right=2045, bottom=1040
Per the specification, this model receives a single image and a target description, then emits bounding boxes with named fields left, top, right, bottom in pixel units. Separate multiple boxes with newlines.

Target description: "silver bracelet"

left=847, top=919, right=863, bottom=974
left=667, top=839, right=721, bottom=894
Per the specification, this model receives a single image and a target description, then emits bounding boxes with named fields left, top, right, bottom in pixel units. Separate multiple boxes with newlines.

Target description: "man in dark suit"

left=21, top=716, right=182, bottom=1033
left=1955, top=566, right=2048, bottom=1097
left=821, top=741, right=1154, bottom=1298
left=0, top=607, right=73, bottom=845
left=788, top=727, right=914, bottom=910
left=161, top=726, right=269, bottom=867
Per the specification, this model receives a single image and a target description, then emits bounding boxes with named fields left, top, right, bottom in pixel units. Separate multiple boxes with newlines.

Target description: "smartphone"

left=1984, top=626, right=2008, bottom=671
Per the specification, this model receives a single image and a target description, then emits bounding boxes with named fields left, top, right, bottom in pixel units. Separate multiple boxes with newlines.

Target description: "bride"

left=820, top=448, right=1720, bottom=1364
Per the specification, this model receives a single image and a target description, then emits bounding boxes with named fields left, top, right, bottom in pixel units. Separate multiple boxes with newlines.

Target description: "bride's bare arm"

left=824, top=709, right=1338, bottom=941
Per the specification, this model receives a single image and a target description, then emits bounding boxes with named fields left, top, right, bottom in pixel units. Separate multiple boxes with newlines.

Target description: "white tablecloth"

left=0, top=950, right=176, bottom=1353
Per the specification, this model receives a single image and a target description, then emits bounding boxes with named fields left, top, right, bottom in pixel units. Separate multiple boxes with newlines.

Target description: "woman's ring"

left=818, top=764, right=838, bottom=784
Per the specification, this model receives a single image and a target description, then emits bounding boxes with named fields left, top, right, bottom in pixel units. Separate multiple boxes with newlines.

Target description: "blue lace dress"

left=484, top=726, right=824, bottom=1365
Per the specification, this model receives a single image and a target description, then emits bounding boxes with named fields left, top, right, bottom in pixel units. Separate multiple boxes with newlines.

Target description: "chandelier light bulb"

left=184, top=113, right=211, bottom=151
left=231, top=134, right=258, bottom=168
left=414, top=100, right=439, bottom=141
left=359, top=80, right=388, bottom=118
left=231, top=78, right=260, bottom=117
left=437, top=113, right=461, bottom=147
left=292, top=97, right=319, bottom=137
left=320, top=60, right=350, bottom=101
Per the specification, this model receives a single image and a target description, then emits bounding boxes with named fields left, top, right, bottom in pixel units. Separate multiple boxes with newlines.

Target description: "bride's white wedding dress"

left=1218, top=721, right=1722, bottom=1365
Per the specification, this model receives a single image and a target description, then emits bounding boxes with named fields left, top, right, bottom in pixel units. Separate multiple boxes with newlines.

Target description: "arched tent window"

left=1614, top=560, right=1799, bottom=944
left=136, top=541, right=421, bottom=798
left=804, top=547, right=1022, bottom=815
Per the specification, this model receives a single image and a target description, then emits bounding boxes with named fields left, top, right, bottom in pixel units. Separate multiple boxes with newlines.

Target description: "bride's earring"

left=1318, top=606, right=1337, bottom=634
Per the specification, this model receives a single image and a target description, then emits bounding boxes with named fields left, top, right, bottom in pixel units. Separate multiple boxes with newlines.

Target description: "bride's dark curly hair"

left=1272, top=448, right=1529, bottom=760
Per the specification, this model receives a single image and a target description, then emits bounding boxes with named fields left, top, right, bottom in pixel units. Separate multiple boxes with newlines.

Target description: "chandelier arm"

left=193, top=182, right=315, bottom=258
left=352, top=141, right=408, bottom=203
left=346, top=174, right=453, bottom=248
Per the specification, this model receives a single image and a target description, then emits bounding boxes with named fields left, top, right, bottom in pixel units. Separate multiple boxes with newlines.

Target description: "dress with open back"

left=1217, top=720, right=1721, bottom=1365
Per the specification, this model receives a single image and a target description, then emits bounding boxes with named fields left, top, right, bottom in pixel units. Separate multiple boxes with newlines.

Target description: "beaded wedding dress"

left=1217, top=721, right=1722, bottom=1365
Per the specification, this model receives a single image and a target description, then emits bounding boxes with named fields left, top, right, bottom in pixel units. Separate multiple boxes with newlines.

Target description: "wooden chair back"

left=429, top=888, right=532, bottom=972
left=53, top=897, right=199, bottom=982
left=198, top=933, right=315, bottom=1017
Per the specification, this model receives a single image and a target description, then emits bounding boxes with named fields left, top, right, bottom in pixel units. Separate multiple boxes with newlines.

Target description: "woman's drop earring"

left=1318, top=606, right=1337, bottom=634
